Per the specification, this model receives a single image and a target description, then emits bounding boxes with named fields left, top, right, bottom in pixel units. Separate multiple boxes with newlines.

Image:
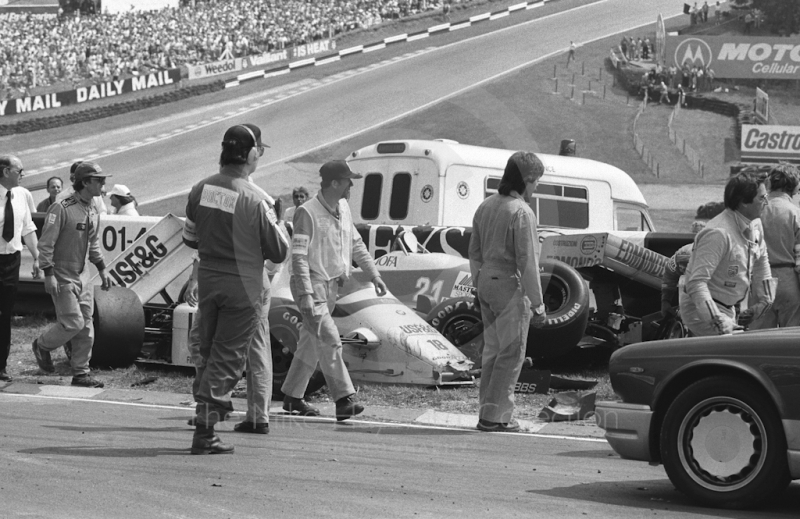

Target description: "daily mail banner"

left=247, top=39, right=337, bottom=68
left=0, top=68, right=181, bottom=117
left=665, top=36, right=800, bottom=79
left=741, top=124, right=800, bottom=164
left=187, top=57, right=247, bottom=80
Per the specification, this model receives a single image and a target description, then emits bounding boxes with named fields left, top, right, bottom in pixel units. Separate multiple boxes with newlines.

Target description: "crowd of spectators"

left=0, top=0, right=454, bottom=100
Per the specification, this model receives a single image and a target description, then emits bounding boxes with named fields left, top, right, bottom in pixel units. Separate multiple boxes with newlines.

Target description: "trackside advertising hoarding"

left=741, top=124, right=800, bottom=164
left=0, top=68, right=181, bottom=117
left=247, top=39, right=337, bottom=68
left=665, top=36, right=800, bottom=79
left=187, top=57, right=248, bottom=79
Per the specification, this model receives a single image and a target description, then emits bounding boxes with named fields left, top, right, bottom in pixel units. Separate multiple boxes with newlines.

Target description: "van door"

left=348, top=157, right=439, bottom=226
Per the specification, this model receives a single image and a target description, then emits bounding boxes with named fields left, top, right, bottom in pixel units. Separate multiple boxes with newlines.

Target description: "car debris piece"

left=538, top=391, right=597, bottom=422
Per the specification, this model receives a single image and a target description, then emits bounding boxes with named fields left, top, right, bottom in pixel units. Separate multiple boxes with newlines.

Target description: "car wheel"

left=660, top=376, right=790, bottom=509
left=268, top=306, right=326, bottom=400
left=91, top=286, right=145, bottom=368
left=425, top=297, right=483, bottom=363
left=528, top=259, right=590, bottom=359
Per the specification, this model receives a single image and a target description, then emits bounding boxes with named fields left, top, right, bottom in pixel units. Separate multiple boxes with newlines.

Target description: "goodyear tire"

left=268, top=305, right=326, bottom=400
left=529, top=260, right=590, bottom=359
left=660, top=376, right=790, bottom=509
left=90, top=286, right=145, bottom=368
left=425, top=297, right=483, bottom=364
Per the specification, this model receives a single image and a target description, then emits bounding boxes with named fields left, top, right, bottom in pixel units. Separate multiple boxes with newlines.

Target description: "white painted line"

left=469, top=12, right=491, bottom=22
left=509, top=1, right=527, bottom=12
left=407, top=32, right=429, bottom=42
left=364, top=43, right=387, bottom=53
left=450, top=22, right=472, bottom=31
left=526, top=1, right=544, bottom=9
left=385, top=33, right=408, bottom=43
left=490, top=11, right=509, bottom=20
left=0, top=392, right=606, bottom=442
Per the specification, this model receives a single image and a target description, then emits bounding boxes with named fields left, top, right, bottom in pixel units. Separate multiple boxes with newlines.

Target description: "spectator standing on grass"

left=0, top=155, right=40, bottom=382
left=566, top=41, right=576, bottom=66
left=643, top=37, right=650, bottom=60
left=283, top=186, right=309, bottom=226
left=107, top=184, right=139, bottom=216
left=679, top=173, right=773, bottom=336
left=658, top=81, right=669, bottom=104
left=32, top=162, right=110, bottom=388
left=36, top=176, right=63, bottom=213
left=620, top=37, right=628, bottom=61
left=750, top=164, right=800, bottom=330
left=702, top=1, right=709, bottom=22
left=713, top=1, right=719, bottom=24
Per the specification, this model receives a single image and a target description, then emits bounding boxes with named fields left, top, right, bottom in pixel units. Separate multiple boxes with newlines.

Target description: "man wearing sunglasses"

left=33, top=161, right=111, bottom=388
left=183, top=123, right=289, bottom=455
left=0, top=155, right=40, bottom=382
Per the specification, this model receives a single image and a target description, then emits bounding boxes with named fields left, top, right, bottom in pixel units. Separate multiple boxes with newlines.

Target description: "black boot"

left=191, top=424, right=234, bottom=455
left=335, top=394, right=364, bottom=422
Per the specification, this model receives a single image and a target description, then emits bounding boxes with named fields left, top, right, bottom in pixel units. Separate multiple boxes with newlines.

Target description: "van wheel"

left=268, top=306, right=326, bottom=400
left=528, top=260, right=590, bottom=359
left=425, top=297, right=483, bottom=364
left=91, top=286, right=145, bottom=368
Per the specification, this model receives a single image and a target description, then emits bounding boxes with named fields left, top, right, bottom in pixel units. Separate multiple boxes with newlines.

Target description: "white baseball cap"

left=108, top=184, right=131, bottom=197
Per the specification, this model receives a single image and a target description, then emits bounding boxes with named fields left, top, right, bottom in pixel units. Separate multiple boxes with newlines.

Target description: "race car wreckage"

left=18, top=215, right=688, bottom=392
left=17, top=141, right=692, bottom=392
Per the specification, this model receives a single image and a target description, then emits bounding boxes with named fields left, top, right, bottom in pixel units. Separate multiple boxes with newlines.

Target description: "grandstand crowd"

left=0, top=0, right=450, bottom=100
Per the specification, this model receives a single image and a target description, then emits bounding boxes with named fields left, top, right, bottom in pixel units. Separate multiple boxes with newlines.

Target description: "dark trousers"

left=0, top=251, right=21, bottom=371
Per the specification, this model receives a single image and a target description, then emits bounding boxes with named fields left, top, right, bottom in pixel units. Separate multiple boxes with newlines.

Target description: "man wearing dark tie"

left=0, top=155, right=40, bottom=381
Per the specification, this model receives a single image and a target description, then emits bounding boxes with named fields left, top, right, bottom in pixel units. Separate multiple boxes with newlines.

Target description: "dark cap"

left=222, top=123, right=269, bottom=150
left=74, top=161, right=111, bottom=182
left=320, top=160, right=362, bottom=181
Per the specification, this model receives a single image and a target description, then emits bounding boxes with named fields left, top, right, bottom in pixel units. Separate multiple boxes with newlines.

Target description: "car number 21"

left=413, top=277, right=443, bottom=304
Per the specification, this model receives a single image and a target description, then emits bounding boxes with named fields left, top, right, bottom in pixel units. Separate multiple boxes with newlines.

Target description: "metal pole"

left=554, top=78, right=558, bottom=93
left=571, top=85, right=575, bottom=99
left=603, top=84, right=607, bottom=99
left=582, top=61, right=585, bottom=75
left=553, top=64, right=557, bottom=79
left=599, top=67, right=602, bottom=80
left=656, top=162, right=660, bottom=178
left=588, top=80, right=592, bottom=91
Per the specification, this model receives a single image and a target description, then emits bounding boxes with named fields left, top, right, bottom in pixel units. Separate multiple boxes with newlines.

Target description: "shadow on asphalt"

left=555, top=449, right=619, bottom=459
left=333, top=424, right=472, bottom=436
left=19, top=446, right=188, bottom=457
left=526, top=479, right=800, bottom=517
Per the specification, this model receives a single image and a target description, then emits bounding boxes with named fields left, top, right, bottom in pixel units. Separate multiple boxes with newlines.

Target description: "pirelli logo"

left=200, top=185, right=239, bottom=214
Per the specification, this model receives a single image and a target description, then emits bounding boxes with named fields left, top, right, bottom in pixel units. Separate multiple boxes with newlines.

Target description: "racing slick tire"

left=660, top=376, right=790, bottom=509
left=425, top=297, right=483, bottom=364
left=527, top=259, right=590, bottom=359
left=268, top=306, right=326, bottom=400
left=90, top=286, right=145, bottom=368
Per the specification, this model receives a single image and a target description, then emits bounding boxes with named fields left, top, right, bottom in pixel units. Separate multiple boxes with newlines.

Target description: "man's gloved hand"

left=661, top=300, right=677, bottom=318
left=738, top=308, right=755, bottom=328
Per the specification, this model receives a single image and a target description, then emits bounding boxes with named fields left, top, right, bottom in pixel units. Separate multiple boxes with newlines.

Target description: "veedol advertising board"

left=741, top=124, right=800, bottom=164
left=665, top=36, right=800, bottom=79
left=0, top=68, right=180, bottom=116
left=188, top=57, right=247, bottom=79
left=247, top=39, right=337, bottom=68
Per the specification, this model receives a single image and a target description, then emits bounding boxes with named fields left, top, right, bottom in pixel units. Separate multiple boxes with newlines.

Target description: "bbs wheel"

left=268, top=306, right=325, bottom=400
left=660, top=376, right=790, bottom=509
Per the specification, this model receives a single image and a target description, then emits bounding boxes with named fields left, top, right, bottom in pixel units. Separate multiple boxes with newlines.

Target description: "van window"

left=485, top=177, right=501, bottom=197
left=616, top=207, right=652, bottom=231
left=361, top=173, right=383, bottom=220
left=389, top=173, right=412, bottom=220
left=531, top=183, right=589, bottom=229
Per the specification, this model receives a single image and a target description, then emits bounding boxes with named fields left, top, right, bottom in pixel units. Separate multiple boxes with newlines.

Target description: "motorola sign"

left=666, top=36, right=800, bottom=79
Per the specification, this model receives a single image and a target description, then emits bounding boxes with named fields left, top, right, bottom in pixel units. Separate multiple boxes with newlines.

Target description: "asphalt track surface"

left=5, top=0, right=688, bottom=212
left=2, top=391, right=799, bottom=518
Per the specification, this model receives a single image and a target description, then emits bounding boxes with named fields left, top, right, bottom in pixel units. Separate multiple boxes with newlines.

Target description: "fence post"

left=571, top=73, right=576, bottom=85
left=571, top=85, right=575, bottom=99
left=553, top=78, right=558, bottom=93
left=553, top=64, right=557, bottom=79
left=588, top=80, right=592, bottom=91
left=582, top=61, right=585, bottom=75
left=599, top=67, right=602, bottom=80
left=656, top=162, right=660, bottom=178
left=603, top=84, right=606, bottom=99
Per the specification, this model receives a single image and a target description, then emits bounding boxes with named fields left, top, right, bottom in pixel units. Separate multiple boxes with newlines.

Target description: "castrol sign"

left=666, top=36, right=800, bottom=79
left=741, top=125, right=800, bottom=164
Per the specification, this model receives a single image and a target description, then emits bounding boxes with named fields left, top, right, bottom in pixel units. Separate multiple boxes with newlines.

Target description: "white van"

left=346, top=139, right=655, bottom=232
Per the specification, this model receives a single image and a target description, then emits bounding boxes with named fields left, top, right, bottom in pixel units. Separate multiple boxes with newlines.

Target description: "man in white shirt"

left=0, top=155, right=40, bottom=381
